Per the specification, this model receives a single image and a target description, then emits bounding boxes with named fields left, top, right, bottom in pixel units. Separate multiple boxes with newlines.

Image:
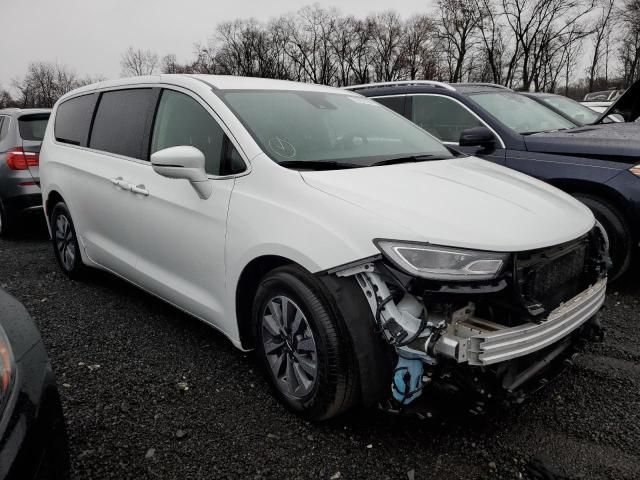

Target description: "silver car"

left=0, top=109, right=50, bottom=235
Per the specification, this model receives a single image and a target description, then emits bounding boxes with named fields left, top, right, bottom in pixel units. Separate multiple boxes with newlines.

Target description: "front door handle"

left=131, top=184, right=149, bottom=196
left=110, top=177, right=132, bottom=191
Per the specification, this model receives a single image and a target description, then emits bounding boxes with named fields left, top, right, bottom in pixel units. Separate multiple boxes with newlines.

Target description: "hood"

left=596, top=79, right=640, bottom=123
left=524, top=123, right=640, bottom=164
left=301, top=157, right=594, bottom=253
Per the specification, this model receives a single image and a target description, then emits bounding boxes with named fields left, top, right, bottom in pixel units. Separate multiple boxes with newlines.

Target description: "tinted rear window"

left=55, top=94, right=98, bottom=146
left=19, top=114, right=50, bottom=141
left=0, top=117, right=9, bottom=142
left=89, top=89, right=156, bottom=160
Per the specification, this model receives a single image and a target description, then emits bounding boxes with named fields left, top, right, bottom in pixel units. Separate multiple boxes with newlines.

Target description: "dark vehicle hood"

left=596, top=78, right=640, bottom=123
left=524, top=123, right=640, bottom=164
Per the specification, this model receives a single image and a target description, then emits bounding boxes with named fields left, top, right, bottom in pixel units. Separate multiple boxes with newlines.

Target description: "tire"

left=253, top=265, right=359, bottom=421
left=50, top=201, right=86, bottom=278
left=0, top=200, right=15, bottom=237
left=573, top=193, right=632, bottom=282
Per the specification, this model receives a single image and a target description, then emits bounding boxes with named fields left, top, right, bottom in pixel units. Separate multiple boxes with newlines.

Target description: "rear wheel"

left=50, top=202, right=85, bottom=278
left=253, top=265, right=359, bottom=420
left=573, top=193, right=632, bottom=282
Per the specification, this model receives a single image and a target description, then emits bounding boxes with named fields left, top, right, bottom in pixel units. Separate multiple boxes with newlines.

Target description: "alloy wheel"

left=261, top=295, right=318, bottom=398
left=55, top=214, right=76, bottom=271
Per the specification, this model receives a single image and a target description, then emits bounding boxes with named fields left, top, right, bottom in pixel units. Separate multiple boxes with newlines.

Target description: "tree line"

left=3, top=0, right=640, bottom=109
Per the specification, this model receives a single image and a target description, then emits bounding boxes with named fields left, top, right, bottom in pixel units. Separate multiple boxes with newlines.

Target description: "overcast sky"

left=1, top=0, right=430, bottom=91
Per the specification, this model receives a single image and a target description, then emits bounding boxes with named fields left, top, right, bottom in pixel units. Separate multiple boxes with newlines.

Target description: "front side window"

left=411, top=95, right=484, bottom=143
left=220, top=90, right=453, bottom=169
left=151, top=90, right=238, bottom=175
left=469, top=92, right=575, bottom=135
left=375, top=96, right=405, bottom=115
left=55, top=93, right=98, bottom=146
left=89, top=89, right=156, bottom=160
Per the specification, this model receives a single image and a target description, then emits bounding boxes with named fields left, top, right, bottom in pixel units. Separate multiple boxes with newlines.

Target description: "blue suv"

left=351, top=81, right=640, bottom=280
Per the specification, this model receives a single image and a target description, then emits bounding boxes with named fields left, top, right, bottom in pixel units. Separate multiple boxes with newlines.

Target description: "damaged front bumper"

left=333, top=232, right=607, bottom=407
left=442, top=277, right=606, bottom=366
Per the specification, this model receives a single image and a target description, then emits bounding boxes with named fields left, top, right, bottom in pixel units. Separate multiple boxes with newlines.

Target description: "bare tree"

left=120, top=47, right=159, bottom=76
left=368, top=11, right=406, bottom=81
left=401, top=15, right=440, bottom=80
left=619, top=0, right=640, bottom=85
left=437, top=0, right=481, bottom=83
left=11, top=62, right=83, bottom=108
left=588, top=0, right=616, bottom=90
left=0, top=89, right=15, bottom=109
left=502, top=0, right=595, bottom=90
left=473, top=0, right=508, bottom=84
left=282, top=6, right=339, bottom=84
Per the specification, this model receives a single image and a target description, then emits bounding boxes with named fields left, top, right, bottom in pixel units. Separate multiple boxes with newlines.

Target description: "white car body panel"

left=39, top=75, right=596, bottom=349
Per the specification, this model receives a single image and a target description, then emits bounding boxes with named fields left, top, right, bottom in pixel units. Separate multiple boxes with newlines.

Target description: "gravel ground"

left=0, top=219, right=639, bottom=480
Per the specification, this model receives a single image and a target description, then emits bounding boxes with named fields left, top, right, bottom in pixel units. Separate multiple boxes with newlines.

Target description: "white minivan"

left=40, top=75, right=608, bottom=419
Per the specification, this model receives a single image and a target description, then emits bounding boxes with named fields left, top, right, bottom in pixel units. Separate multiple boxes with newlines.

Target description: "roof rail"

left=343, top=80, right=456, bottom=92
left=455, top=83, right=512, bottom=90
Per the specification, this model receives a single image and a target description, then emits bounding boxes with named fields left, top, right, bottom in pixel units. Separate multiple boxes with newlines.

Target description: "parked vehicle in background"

left=353, top=81, right=640, bottom=281
left=583, top=89, right=624, bottom=102
left=40, top=75, right=607, bottom=420
left=581, top=101, right=613, bottom=113
left=522, top=92, right=621, bottom=126
left=597, top=78, right=640, bottom=123
left=0, top=288, right=69, bottom=479
left=0, top=109, right=50, bottom=236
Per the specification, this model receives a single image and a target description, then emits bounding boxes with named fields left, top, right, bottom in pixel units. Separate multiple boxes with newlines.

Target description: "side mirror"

left=151, top=146, right=212, bottom=199
left=459, top=127, right=496, bottom=148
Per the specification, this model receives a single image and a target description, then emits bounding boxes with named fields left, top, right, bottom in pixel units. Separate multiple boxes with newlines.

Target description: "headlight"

left=375, top=239, right=508, bottom=281
left=630, top=165, right=640, bottom=177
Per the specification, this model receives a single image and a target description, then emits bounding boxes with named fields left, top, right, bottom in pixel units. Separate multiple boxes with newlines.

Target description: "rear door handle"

left=131, top=184, right=149, bottom=196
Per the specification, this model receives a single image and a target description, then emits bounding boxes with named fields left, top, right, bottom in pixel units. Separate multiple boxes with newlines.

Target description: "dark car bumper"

left=1, top=193, right=42, bottom=219
left=0, top=291, right=69, bottom=480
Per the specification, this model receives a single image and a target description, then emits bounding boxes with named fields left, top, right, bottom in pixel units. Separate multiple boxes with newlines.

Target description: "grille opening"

left=516, top=236, right=592, bottom=315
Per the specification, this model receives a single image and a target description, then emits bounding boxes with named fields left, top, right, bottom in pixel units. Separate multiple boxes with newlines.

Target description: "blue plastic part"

left=391, top=356, right=424, bottom=405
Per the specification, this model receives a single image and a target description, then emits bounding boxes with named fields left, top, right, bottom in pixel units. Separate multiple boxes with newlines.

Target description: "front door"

left=123, top=88, right=245, bottom=325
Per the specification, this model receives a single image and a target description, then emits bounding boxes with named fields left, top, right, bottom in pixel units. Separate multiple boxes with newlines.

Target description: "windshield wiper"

left=521, top=127, right=573, bottom=136
left=371, top=154, right=446, bottom=166
left=277, top=160, right=361, bottom=170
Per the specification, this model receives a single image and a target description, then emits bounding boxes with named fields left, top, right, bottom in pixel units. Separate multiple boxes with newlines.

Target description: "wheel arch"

left=235, top=255, right=295, bottom=350
left=45, top=190, right=65, bottom=218
left=235, top=254, right=391, bottom=407
left=548, top=178, right=636, bottom=238
left=44, top=190, right=66, bottom=236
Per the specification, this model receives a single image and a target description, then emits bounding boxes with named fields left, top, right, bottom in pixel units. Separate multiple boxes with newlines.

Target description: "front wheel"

left=50, top=202, right=86, bottom=278
left=253, top=266, right=359, bottom=421
left=573, top=194, right=632, bottom=282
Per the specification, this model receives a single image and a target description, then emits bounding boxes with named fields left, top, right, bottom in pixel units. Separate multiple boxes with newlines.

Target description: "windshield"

left=468, top=92, right=575, bottom=134
left=539, top=95, right=599, bottom=126
left=219, top=90, right=454, bottom=169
